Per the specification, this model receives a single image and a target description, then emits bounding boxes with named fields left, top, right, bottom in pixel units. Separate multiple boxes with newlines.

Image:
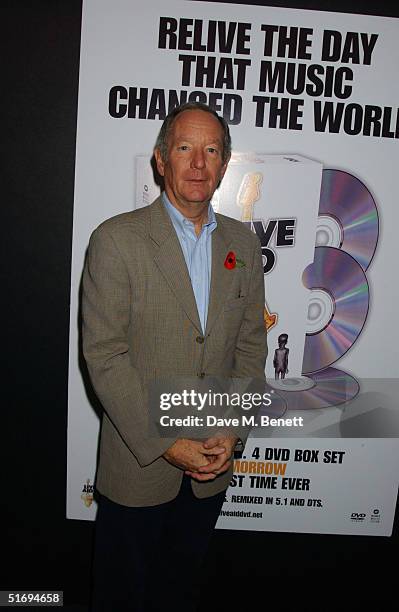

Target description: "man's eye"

left=178, top=145, right=189, bottom=151
left=207, top=147, right=218, bottom=154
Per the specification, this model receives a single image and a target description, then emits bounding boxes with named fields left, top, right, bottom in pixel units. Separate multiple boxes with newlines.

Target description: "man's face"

left=155, top=109, right=230, bottom=211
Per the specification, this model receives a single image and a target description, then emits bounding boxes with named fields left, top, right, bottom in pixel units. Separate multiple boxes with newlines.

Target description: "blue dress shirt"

left=162, top=192, right=217, bottom=334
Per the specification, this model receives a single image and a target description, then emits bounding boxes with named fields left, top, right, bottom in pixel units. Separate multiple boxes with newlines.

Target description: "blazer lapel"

left=149, top=197, right=202, bottom=333
left=205, top=218, right=233, bottom=336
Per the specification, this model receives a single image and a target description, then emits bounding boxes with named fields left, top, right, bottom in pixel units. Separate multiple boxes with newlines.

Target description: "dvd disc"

left=272, top=367, right=359, bottom=410
left=255, top=382, right=288, bottom=420
left=302, top=246, right=369, bottom=374
left=316, top=169, right=379, bottom=271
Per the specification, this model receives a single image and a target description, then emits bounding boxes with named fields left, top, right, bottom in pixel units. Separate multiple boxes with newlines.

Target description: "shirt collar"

left=162, top=191, right=217, bottom=232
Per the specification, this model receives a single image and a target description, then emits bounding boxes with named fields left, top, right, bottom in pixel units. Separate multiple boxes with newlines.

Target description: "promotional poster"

left=67, top=0, right=399, bottom=535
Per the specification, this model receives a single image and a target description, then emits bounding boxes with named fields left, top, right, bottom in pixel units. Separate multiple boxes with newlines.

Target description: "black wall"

left=3, top=1, right=398, bottom=609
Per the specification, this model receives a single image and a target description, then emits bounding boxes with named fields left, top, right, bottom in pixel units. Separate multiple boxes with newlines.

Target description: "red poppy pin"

left=224, top=251, right=246, bottom=269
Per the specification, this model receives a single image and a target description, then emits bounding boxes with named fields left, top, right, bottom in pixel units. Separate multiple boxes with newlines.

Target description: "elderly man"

left=83, top=101, right=267, bottom=611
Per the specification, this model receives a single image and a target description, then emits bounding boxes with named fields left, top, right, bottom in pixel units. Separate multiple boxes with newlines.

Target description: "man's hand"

left=184, top=435, right=238, bottom=482
left=163, top=438, right=226, bottom=474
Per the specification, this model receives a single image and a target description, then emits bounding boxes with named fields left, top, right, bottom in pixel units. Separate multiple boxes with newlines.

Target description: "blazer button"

left=196, top=336, right=204, bottom=344
left=198, top=372, right=205, bottom=378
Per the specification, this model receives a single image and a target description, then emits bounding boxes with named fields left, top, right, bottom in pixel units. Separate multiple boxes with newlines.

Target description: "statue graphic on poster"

left=273, top=333, right=289, bottom=379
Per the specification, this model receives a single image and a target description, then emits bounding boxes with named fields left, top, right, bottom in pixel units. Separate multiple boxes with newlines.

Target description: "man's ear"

left=154, top=148, right=165, bottom=177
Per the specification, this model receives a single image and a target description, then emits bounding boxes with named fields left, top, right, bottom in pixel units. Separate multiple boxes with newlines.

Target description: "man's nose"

left=191, top=149, right=205, bottom=169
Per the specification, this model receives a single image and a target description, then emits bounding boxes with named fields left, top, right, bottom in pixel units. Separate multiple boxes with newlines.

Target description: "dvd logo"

left=351, top=512, right=366, bottom=521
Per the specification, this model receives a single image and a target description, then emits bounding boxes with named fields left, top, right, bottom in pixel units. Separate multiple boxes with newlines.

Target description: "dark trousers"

left=91, top=476, right=226, bottom=612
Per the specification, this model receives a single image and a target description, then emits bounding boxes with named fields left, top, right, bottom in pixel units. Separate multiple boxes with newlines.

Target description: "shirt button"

left=196, top=336, right=204, bottom=344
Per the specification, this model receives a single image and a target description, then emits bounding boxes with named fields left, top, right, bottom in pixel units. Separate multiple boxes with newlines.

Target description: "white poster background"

left=68, top=0, right=399, bottom=532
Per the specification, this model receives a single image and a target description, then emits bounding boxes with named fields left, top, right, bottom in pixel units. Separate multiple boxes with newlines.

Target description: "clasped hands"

left=163, top=434, right=238, bottom=482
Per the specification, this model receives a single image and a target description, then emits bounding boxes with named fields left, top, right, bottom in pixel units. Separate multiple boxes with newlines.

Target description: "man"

left=82, top=102, right=267, bottom=611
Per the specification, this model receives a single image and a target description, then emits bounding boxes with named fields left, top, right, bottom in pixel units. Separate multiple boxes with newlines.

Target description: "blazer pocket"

left=223, top=296, right=248, bottom=311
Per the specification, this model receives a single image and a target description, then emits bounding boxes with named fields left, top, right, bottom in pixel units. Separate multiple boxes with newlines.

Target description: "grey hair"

left=155, top=101, right=232, bottom=163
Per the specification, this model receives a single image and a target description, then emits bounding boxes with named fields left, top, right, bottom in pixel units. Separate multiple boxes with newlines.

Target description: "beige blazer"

left=82, top=196, right=267, bottom=506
